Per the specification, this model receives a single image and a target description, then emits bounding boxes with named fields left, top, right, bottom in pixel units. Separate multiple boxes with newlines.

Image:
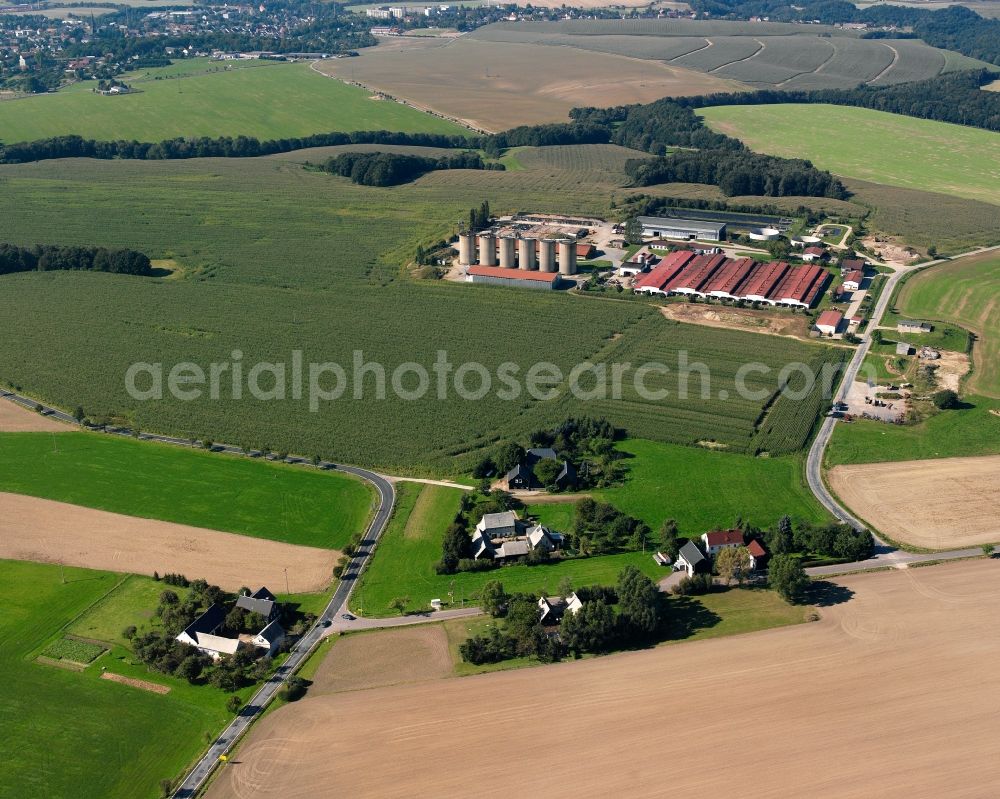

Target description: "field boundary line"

left=709, top=37, right=765, bottom=73
left=866, top=42, right=899, bottom=84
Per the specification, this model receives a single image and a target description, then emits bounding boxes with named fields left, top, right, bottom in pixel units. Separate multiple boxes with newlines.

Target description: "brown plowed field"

left=0, top=400, right=69, bottom=432
left=208, top=561, right=1000, bottom=799
left=0, top=492, right=338, bottom=591
left=829, top=455, right=1000, bottom=549
left=316, top=38, right=746, bottom=131
left=311, top=627, right=452, bottom=695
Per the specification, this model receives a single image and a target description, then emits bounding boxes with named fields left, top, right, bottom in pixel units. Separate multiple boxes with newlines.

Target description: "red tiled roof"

left=747, top=540, right=767, bottom=558
left=468, top=265, right=559, bottom=283
left=663, top=253, right=726, bottom=293
left=703, top=257, right=755, bottom=296
left=843, top=270, right=863, bottom=284
left=740, top=261, right=789, bottom=299
left=703, top=529, right=744, bottom=547
left=817, top=309, right=844, bottom=328
left=633, top=250, right=695, bottom=291
left=770, top=264, right=826, bottom=305
left=803, top=246, right=827, bottom=257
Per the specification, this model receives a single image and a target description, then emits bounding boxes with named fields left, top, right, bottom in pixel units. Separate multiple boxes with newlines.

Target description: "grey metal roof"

left=236, top=594, right=277, bottom=619
left=526, top=447, right=557, bottom=461
left=256, top=619, right=285, bottom=644
left=637, top=216, right=726, bottom=234
left=678, top=540, right=706, bottom=566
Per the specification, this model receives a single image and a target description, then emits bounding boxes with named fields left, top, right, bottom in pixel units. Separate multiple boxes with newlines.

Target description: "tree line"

left=0, top=242, right=152, bottom=277
left=321, top=150, right=499, bottom=186
left=625, top=149, right=846, bottom=198
left=0, top=130, right=477, bottom=165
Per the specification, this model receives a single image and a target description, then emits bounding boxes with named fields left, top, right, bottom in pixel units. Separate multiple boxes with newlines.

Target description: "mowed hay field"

left=828, top=456, right=1000, bottom=549
left=208, top=561, right=1000, bottom=799
left=701, top=104, right=1000, bottom=207
left=0, top=491, right=339, bottom=591
left=468, top=19, right=987, bottom=90
left=316, top=37, right=747, bottom=131
left=896, top=251, right=1000, bottom=396
left=0, top=433, right=373, bottom=548
left=0, top=59, right=465, bottom=143
left=0, top=561, right=232, bottom=799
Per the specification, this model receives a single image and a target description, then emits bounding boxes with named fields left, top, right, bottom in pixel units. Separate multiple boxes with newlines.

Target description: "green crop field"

left=701, top=104, right=1000, bottom=207
left=0, top=58, right=465, bottom=143
left=894, top=252, right=1000, bottom=397
left=0, top=152, right=836, bottom=472
left=0, top=560, right=234, bottom=799
left=0, top=432, right=373, bottom=548
left=827, top=394, right=1000, bottom=465
left=351, top=482, right=665, bottom=616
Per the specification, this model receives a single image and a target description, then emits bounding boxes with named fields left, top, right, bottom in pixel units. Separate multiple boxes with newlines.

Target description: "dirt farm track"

left=209, top=561, right=1000, bottom=799
left=828, top=455, right=1000, bottom=549
left=0, top=492, right=339, bottom=592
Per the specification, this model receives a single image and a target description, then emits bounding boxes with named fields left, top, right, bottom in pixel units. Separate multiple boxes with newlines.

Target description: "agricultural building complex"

left=459, top=230, right=580, bottom=289
left=637, top=216, right=727, bottom=241
left=633, top=251, right=829, bottom=308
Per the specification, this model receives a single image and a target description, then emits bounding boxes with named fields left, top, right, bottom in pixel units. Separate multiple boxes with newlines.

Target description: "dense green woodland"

left=323, top=150, right=498, bottom=186
left=0, top=243, right=151, bottom=276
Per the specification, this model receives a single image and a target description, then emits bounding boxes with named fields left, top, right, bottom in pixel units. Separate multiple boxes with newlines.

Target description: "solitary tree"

left=769, top=554, right=809, bottom=603
left=715, top=546, right=752, bottom=586
left=557, top=575, right=574, bottom=600
left=624, top=216, right=643, bottom=245
left=768, top=515, right=794, bottom=555
left=659, top=519, right=680, bottom=559
left=982, top=543, right=994, bottom=558
left=480, top=580, right=509, bottom=618
left=932, top=389, right=960, bottom=410
left=389, top=595, right=410, bottom=614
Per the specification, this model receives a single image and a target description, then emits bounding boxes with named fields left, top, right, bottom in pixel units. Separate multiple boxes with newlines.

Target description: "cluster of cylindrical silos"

left=458, top=232, right=577, bottom=275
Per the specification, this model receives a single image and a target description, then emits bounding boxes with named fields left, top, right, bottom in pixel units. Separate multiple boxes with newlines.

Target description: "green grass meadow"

left=0, top=432, right=373, bottom=548
left=0, top=59, right=465, bottom=143
left=0, top=561, right=233, bottom=799
left=827, top=394, right=1000, bottom=465
left=701, top=104, right=1000, bottom=207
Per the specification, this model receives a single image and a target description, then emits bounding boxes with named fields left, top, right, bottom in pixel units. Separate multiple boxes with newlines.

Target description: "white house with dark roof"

left=471, top=515, right=563, bottom=562
left=538, top=592, right=584, bottom=624
left=675, top=541, right=707, bottom=577
left=475, top=511, right=518, bottom=540
left=175, top=588, right=285, bottom=660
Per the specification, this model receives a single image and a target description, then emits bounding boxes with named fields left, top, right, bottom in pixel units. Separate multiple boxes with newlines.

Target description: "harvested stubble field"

left=895, top=251, right=1000, bottom=396
left=0, top=492, right=339, bottom=591
left=208, top=561, right=1000, bottom=799
left=0, top=58, right=464, bottom=143
left=309, top=627, right=452, bottom=694
left=468, top=20, right=985, bottom=90
left=316, top=37, right=746, bottom=131
left=701, top=104, right=1000, bottom=207
left=0, top=398, right=69, bottom=431
left=0, top=153, right=836, bottom=472
left=829, top=455, right=1000, bottom=549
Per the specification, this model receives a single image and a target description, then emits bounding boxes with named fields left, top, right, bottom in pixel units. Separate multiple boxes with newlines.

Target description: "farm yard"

left=467, top=19, right=986, bottom=90
left=0, top=432, right=372, bottom=548
left=0, top=560, right=236, bottom=799
left=0, top=151, right=840, bottom=473
left=206, top=561, right=1000, bottom=799
left=828, top=456, right=1000, bottom=549
left=315, top=36, right=747, bottom=131
left=0, top=58, right=464, bottom=143
left=894, top=251, right=1000, bottom=396
left=701, top=104, right=1000, bottom=208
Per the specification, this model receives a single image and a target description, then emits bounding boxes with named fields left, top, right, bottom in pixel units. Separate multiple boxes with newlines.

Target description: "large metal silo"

left=477, top=233, right=496, bottom=266
left=538, top=239, right=556, bottom=273
left=518, top=237, right=537, bottom=271
left=558, top=239, right=578, bottom=275
left=498, top=236, right=516, bottom=269
left=457, top=233, right=474, bottom=266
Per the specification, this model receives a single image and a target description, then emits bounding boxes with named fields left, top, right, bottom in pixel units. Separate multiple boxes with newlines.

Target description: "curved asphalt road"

left=0, top=389, right=396, bottom=798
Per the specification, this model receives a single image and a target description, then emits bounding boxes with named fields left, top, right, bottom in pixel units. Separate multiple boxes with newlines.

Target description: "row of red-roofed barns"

left=633, top=251, right=830, bottom=309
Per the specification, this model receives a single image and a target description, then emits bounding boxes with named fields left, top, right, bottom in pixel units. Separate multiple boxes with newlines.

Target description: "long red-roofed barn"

left=663, top=253, right=727, bottom=296
left=769, top=264, right=829, bottom=308
left=633, top=250, right=695, bottom=295
left=738, top=261, right=791, bottom=304
left=703, top=257, right=756, bottom=300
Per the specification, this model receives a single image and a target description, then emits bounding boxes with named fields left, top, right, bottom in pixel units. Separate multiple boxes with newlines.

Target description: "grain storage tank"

left=518, top=237, right=537, bottom=270
left=538, top=239, right=556, bottom=273
left=457, top=233, right=474, bottom=266
left=558, top=239, right=578, bottom=275
left=477, top=232, right=496, bottom=266
left=498, top=236, right=516, bottom=269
